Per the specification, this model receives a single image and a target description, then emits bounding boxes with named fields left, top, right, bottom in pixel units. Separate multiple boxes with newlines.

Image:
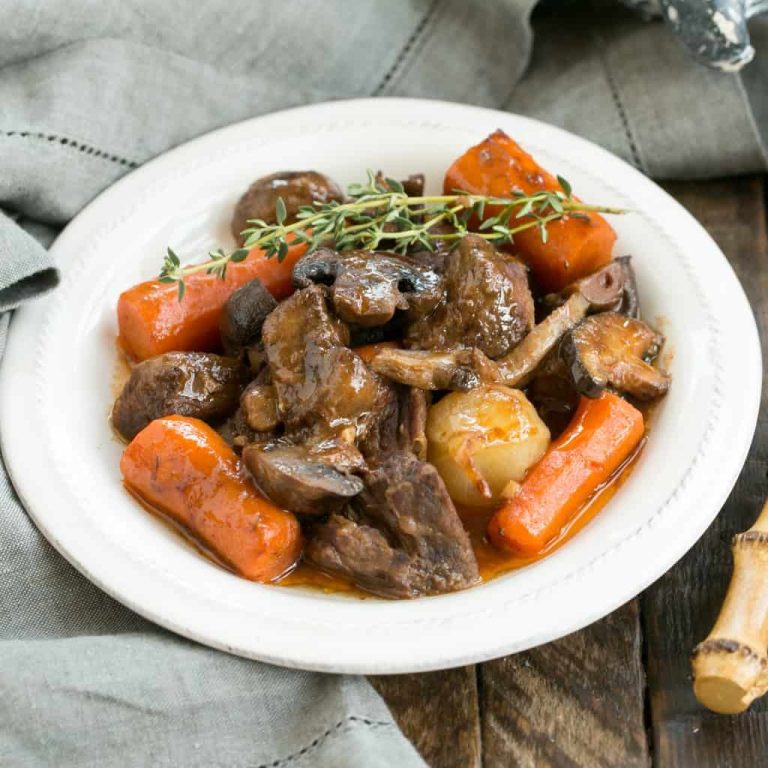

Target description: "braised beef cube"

left=218, top=407, right=275, bottom=453
left=306, top=452, right=480, bottom=598
left=262, top=285, right=384, bottom=436
left=406, top=234, right=534, bottom=359
left=359, top=384, right=429, bottom=461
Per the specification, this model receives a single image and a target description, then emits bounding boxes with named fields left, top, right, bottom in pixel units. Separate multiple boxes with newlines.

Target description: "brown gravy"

left=112, top=350, right=650, bottom=599
left=280, top=438, right=645, bottom=597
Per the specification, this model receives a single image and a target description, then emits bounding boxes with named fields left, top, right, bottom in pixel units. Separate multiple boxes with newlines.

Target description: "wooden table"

left=371, top=177, right=768, bottom=768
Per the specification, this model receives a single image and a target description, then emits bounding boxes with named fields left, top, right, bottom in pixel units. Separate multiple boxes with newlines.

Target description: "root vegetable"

left=488, top=392, right=644, bottom=555
left=120, top=415, right=302, bottom=581
left=426, top=386, right=550, bottom=507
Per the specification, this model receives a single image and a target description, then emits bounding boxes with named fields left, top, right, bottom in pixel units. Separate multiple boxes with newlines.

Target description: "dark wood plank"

left=644, top=177, right=768, bottom=767
left=370, top=668, right=481, bottom=768
left=480, top=601, right=650, bottom=767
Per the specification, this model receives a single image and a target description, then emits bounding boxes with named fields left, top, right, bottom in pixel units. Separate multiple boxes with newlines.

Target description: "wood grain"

left=480, top=600, right=649, bottom=767
left=373, top=179, right=768, bottom=768
left=644, top=177, right=768, bottom=767
left=370, top=668, right=481, bottom=768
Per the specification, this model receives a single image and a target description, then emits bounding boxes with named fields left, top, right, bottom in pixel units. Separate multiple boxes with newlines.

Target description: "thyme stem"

left=159, top=170, right=627, bottom=298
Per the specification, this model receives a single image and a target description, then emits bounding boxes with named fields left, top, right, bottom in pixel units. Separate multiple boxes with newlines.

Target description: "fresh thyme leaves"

left=159, top=170, right=626, bottom=299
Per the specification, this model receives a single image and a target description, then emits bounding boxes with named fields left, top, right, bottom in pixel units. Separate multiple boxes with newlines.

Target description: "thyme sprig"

left=159, top=170, right=626, bottom=299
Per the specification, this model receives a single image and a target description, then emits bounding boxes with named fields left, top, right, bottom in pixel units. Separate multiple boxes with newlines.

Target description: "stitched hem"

left=371, top=0, right=441, bottom=96
left=590, top=20, right=645, bottom=173
left=253, top=716, right=393, bottom=768
left=0, top=130, right=139, bottom=168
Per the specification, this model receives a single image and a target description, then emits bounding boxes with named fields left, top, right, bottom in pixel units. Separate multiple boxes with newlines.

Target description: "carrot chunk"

left=487, top=392, right=644, bottom=555
left=444, top=130, right=617, bottom=292
left=120, top=415, right=302, bottom=581
left=117, top=241, right=307, bottom=360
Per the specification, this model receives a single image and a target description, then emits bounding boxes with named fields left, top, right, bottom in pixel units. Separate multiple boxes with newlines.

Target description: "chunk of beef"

left=305, top=452, right=480, bottom=598
left=359, top=385, right=430, bottom=461
left=406, top=234, right=534, bottom=358
left=112, top=352, right=245, bottom=440
left=219, top=279, right=277, bottom=356
left=292, top=249, right=442, bottom=327
left=243, top=440, right=365, bottom=515
left=262, top=285, right=385, bottom=436
left=409, top=220, right=460, bottom=274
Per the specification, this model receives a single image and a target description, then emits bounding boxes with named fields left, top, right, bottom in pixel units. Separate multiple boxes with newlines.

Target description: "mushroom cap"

left=292, top=248, right=443, bottom=327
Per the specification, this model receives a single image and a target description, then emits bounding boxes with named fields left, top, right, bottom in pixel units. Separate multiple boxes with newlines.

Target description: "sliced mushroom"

left=369, top=347, right=500, bottom=391
left=546, top=257, right=639, bottom=318
left=496, top=293, right=590, bottom=387
left=526, top=355, right=580, bottom=436
left=560, top=312, right=670, bottom=400
left=243, top=440, right=365, bottom=515
left=219, top=279, right=277, bottom=356
left=292, top=248, right=442, bottom=327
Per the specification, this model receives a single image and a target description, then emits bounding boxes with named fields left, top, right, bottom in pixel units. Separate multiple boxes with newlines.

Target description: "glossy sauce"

left=111, top=347, right=655, bottom=598
left=111, top=343, right=134, bottom=400
left=280, top=437, right=646, bottom=597
left=458, top=437, right=644, bottom=581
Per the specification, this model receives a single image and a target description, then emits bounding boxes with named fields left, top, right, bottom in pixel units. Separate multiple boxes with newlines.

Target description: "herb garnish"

left=159, top=171, right=625, bottom=299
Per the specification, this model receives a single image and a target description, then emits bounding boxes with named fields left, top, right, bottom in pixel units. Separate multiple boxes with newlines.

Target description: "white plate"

left=0, top=99, right=760, bottom=673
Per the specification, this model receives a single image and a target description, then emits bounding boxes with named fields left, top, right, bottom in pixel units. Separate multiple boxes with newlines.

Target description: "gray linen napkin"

left=2, top=2, right=768, bottom=766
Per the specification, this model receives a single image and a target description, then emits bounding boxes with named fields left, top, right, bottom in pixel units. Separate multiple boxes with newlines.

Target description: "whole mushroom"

left=231, top=170, right=343, bottom=245
left=292, top=248, right=443, bottom=327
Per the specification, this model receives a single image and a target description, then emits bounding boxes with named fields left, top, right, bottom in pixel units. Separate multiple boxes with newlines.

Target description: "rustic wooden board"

left=480, top=601, right=649, bottom=768
left=644, top=177, right=768, bottom=767
left=370, top=668, right=481, bottom=768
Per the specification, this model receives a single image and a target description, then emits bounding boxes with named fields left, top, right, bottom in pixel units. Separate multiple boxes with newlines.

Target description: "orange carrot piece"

left=353, top=340, right=401, bottom=364
left=487, top=392, right=644, bottom=555
left=117, top=240, right=307, bottom=360
left=444, top=130, right=617, bottom=292
left=120, top=415, right=302, bottom=582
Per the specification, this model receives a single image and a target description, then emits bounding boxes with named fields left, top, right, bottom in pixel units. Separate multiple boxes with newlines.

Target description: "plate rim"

left=0, top=97, right=761, bottom=673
